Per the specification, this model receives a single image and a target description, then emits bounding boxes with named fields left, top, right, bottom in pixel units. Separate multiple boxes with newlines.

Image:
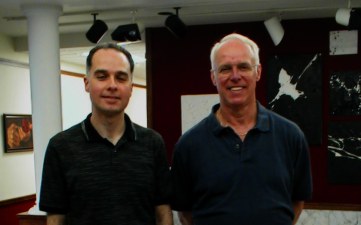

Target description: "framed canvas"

left=328, top=121, right=361, bottom=184
left=266, top=53, right=323, bottom=145
left=329, top=70, right=361, bottom=116
left=3, top=114, right=33, bottom=153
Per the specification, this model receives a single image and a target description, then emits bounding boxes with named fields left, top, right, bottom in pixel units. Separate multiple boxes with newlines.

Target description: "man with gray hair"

left=171, top=33, right=312, bottom=225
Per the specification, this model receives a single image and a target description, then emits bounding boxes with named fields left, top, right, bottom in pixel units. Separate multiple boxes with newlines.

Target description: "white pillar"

left=21, top=3, right=63, bottom=215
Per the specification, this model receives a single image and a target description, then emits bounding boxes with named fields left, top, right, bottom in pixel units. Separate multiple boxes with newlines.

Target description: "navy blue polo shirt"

left=171, top=102, right=312, bottom=225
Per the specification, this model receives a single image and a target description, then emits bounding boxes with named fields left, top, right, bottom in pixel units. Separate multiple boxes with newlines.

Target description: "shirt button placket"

left=235, top=143, right=240, bottom=151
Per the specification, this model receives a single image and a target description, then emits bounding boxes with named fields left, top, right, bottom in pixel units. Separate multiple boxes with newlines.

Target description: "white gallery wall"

left=0, top=62, right=35, bottom=201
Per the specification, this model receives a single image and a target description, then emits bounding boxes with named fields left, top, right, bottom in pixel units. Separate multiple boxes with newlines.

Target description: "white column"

left=21, top=3, right=63, bottom=215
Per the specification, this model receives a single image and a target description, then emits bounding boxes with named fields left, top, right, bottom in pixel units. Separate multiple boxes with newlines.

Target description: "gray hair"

left=210, top=33, right=260, bottom=71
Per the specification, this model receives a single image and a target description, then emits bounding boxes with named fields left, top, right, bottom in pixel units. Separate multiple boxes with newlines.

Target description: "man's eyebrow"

left=93, top=69, right=108, bottom=73
left=115, top=70, right=129, bottom=75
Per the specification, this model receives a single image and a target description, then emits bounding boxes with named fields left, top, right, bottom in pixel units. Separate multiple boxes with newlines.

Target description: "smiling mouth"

left=229, top=87, right=244, bottom=91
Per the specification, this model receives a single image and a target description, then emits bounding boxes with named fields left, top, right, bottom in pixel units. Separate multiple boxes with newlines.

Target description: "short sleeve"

left=292, top=130, right=313, bottom=201
left=39, top=137, right=68, bottom=214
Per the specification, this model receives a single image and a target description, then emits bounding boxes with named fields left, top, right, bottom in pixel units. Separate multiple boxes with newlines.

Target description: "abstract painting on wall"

left=329, top=70, right=361, bottom=116
left=328, top=121, right=361, bottom=184
left=3, top=114, right=33, bottom=153
left=266, top=54, right=323, bottom=145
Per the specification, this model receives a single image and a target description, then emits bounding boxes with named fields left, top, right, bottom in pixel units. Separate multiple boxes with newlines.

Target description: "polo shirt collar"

left=210, top=101, right=270, bottom=135
left=210, top=104, right=223, bottom=135
left=255, top=102, right=270, bottom=133
left=81, top=113, right=137, bottom=142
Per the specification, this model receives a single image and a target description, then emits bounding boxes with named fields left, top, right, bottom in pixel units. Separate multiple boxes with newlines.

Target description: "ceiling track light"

left=336, top=8, right=361, bottom=29
left=158, top=7, right=187, bottom=38
left=86, top=13, right=108, bottom=44
left=335, top=0, right=361, bottom=29
left=264, top=16, right=284, bottom=46
left=111, top=23, right=141, bottom=42
left=111, top=10, right=141, bottom=42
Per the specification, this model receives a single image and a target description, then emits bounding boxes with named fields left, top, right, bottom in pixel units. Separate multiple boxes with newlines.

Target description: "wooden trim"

left=305, top=202, right=361, bottom=211
left=133, top=83, right=146, bottom=89
left=17, top=211, right=46, bottom=218
left=0, top=59, right=146, bottom=86
left=17, top=212, right=46, bottom=225
left=61, top=70, right=85, bottom=78
left=0, top=194, right=36, bottom=207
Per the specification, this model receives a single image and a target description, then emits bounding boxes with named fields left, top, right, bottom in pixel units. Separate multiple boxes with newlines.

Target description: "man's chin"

left=96, top=107, right=124, bottom=116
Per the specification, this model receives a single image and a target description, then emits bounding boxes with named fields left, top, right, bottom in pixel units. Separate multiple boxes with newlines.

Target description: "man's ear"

left=211, top=71, right=217, bottom=86
left=84, top=76, right=90, bottom=93
left=256, top=64, right=262, bottom=82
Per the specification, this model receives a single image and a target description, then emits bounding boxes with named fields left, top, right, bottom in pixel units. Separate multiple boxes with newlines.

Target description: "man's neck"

left=218, top=100, right=258, bottom=138
left=90, top=112, right=126, bottom=145
left=221, top=101, right=257, bottom=124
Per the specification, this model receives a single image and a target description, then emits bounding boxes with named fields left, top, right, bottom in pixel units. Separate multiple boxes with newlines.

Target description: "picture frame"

left=266, top=53, right=323, bottom=145
left=3, top=114, right=33, bottom=153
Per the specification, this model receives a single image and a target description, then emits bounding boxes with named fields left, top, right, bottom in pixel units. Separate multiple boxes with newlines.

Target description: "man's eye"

left=116, top=74, right=129, bottom=81
left=219, top=67, right=231, bottom=73
left=239, top=64, right=252, bottom=71
left=240, top=66, right=249, bottom=71
left=96, top=74, right=106, bottom=79
left=94, top=71, right=107, bottom=79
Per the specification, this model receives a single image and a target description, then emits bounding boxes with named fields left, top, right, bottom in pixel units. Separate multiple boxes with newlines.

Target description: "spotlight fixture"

left=335, top=8, right=361, bottom=29
left=111, top=23, right=141, bottom=42
left=264, top=16, right=284, bottom=46
left=86, top=13, right=108, bottom=44
left=159, top=7, right=187, bottom=38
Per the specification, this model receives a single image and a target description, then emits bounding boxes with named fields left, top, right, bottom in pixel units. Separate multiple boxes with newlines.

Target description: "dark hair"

left=86, top=42, right=135, bottom=75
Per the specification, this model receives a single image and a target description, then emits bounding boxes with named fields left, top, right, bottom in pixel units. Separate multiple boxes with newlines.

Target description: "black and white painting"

left=329, top=71, right=361, bottom=116
left=266, top=54, right=323, bottom=145
left=328, top=121, right=361, bottom=184
left=329, top=30, right=358, bottom=55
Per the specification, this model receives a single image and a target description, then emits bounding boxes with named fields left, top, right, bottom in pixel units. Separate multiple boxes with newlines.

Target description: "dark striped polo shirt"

left=40, top=113, right=171, bottom=225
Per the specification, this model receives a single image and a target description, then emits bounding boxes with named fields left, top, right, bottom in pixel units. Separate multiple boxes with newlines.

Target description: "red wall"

left=145, top=18, right=361, bottom=205
left=0, top=196, right=35, bottom=225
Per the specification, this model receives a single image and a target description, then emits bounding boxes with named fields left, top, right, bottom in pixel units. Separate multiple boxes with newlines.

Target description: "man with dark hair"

left=40, top=43, right=173, bottom=225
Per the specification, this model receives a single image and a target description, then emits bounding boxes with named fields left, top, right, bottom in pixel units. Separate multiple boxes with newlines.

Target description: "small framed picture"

left=3, top=114, right=33, bottom=153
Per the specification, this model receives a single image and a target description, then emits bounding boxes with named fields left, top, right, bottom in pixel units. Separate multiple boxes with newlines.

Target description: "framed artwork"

left=328, top=121, right=361, bottom=184
left=266, top=53, right=323, bottom=145
left=3, top=114, right=33, bottom=153
left=329, top=70, right=361, bottom=116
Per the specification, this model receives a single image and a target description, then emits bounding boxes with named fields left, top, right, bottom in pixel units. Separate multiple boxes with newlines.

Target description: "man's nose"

left=108, top=76, right=117, bottom=88
left=230, top=67, right=242, bottom=79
